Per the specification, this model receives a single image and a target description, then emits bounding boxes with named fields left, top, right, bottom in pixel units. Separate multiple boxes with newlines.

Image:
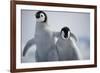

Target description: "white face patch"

left=61, top=31, right=66, bottom=40
left=68, top=31, right=71, bottom=39
left=36, top=13, right=45, bottom=22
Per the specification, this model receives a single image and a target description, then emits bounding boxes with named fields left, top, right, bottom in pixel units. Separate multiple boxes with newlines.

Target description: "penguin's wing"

left=70, top=38, right=82, bottom=60
left=23, top=38, right=35, bottom=56
left=70, top=32, right=78, bottom=42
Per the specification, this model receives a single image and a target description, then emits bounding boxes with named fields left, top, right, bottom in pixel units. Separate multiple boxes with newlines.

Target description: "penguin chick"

left=56, top=26, right=82, bottom=61
left=23, top=11, right=56, bottom=62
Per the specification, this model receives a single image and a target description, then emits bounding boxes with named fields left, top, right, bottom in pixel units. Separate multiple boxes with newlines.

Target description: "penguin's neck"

left=35, top=22, right=48, bottom=32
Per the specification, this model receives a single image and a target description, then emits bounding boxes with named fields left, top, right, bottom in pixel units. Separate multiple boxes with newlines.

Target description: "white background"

left=0, top=0, right=100, bottom=73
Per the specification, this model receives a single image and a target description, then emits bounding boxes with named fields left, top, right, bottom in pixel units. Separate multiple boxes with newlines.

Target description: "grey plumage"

left=55, top=27, right=82, bottom=61
left=23, top=11, right=57, bottom=62
left=47, top=26, right=82, bottom=61
left=23, top=38, right=35, bottom=56
left=47, top=44, right=59, bottom=61
left=56, top=37, right=80, bottom=60
left=34, top=24, right=55, bottom=62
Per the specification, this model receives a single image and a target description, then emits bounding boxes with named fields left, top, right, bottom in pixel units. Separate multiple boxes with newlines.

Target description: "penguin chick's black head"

left=35, top=11, right=47, bottom=22
left=61, top=27, right=70, bottom=39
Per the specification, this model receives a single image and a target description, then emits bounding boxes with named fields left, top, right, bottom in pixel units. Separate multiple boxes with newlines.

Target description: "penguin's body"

left=34, top=22, right=55, bottom=62
left=23, top=11, right=56, bottom=62
left=47, top=44, right=59, bottom=61
left=56, top=36, right=80, bottom=60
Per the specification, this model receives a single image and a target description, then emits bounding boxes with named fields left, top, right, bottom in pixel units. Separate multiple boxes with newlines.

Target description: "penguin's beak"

left=70, top=31, right=77, bottom=42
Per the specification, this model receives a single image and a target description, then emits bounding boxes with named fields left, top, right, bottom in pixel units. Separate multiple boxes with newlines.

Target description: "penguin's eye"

left=40, top=13, right=44, bottom=17
left=40, top=15, right=43, bottom=17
